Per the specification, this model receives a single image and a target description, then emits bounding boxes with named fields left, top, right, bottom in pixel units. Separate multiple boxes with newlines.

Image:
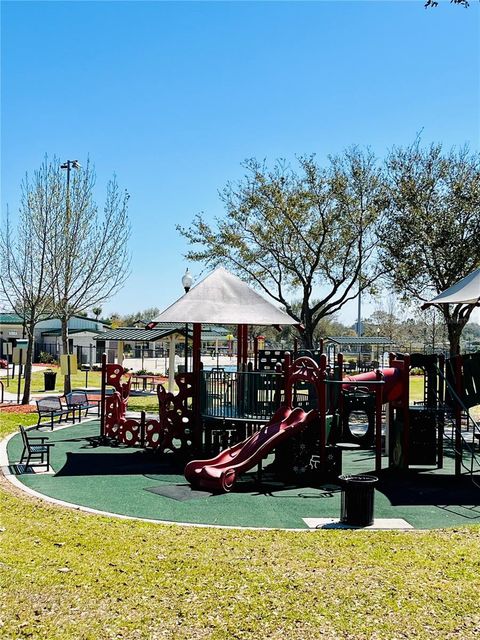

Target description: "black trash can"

left=339, top=474, right=378, bottom=527
left=43, top=370, right=57, bottom=391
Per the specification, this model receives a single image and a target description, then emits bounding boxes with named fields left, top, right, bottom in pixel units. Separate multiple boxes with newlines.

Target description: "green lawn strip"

left=11, top=368, right=426, bottom=401
left=4, top=368, right=103, bottom=395
left=408, top=375, right=424, bottom=402
left=1, top=410, right=480, bottom=639
left=0, top=411, right=38, bottom=441
left=127, top=395, right=160, bottom=413
left=1, top=483, right=480, bottom=640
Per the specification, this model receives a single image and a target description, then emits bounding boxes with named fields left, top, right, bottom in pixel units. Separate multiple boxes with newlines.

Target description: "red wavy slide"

left=184, top=406, right=317, bottom=493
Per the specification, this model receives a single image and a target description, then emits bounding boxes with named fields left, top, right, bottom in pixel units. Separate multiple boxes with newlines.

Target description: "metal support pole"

left=184, top=323, right=188, bottom=373
left=454, top=355, right=463, bottom=476
left=375, top=370, right=384, bottom=472
left=318, top=354, right=328, bottom=470
left=192, top=323, right=202, bottom=451
left=100, top=353, right=107, bottom=439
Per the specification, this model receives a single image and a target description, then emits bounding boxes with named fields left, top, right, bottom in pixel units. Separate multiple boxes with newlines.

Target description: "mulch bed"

left=0, top=404, right=35, bottom=413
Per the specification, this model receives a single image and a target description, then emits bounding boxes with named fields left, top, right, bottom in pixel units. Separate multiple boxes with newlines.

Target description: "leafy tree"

left=179, top=149, right=386, bottom=347
left=380, top=141, right=480, bottom=356
left=111, top=307, right=161, bottom=327
left=0, top=160, right=61, bottom=403
left=92, top=306, right=102, bottom=321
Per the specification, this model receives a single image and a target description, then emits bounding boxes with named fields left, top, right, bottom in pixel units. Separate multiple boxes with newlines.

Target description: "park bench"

left=19, top=425, right=54, bottom=471
left=64, top=390, right=101, bottom=420
left=36, top=396, right=73, bottom=429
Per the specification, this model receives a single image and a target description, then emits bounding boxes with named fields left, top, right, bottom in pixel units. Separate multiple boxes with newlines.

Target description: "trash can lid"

left=338, top=474, right=378, bottom=484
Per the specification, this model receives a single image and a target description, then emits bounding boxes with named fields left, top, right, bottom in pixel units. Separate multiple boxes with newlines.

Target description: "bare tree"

left=179, top=149, right=386, bottom=347
left=51, top=159, right=131, bottom=392
left=0, top=160, right=62, bottom=403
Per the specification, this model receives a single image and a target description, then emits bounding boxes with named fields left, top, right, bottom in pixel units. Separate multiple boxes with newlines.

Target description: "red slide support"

left=184, top=406, right=317, bottom=492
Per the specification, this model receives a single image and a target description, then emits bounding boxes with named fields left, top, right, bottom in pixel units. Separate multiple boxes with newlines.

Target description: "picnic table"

left=131, top=374, right=162, bottom=392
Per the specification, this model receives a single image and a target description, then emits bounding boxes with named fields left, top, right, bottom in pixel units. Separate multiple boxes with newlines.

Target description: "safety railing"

left=435, top=365, right=480, bottom=486
left=200, top=370, right=284, bottom=419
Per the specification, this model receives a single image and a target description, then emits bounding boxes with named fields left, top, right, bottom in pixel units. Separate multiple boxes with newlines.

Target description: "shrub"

left=38, top=351, right=57, bottom=364
left=0, top=359, right=8, bottom=369
left=410, top=367, right=424, bottom=376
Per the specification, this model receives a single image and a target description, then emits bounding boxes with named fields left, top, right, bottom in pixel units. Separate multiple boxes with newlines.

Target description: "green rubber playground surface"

left=6, top=420, right=480, bottom=530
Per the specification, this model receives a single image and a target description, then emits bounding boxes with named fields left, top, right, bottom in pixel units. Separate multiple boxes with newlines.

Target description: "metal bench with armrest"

left=65, top=390, right=101, bottom=421
left=19, top=425, right=54, bottom=470
left=36, top=396, right=73, bottom=429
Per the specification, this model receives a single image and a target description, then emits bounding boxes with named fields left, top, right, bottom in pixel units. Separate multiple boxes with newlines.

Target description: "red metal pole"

left=284, top=351, right=292, bottom=406
left=254, top=337, right=258, bottom=371
left=319, top=353, right=327, bottom=468
left=100, top=352, right=107, bottom=438
left=375, top=369, right=384, bottom=473
left=402, top=354, right=410, bottom=469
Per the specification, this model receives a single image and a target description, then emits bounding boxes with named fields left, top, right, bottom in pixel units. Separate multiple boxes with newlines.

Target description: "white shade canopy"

left=151, top=267, right=299, bottom=326
left=422, top=268, right=480, bottom=308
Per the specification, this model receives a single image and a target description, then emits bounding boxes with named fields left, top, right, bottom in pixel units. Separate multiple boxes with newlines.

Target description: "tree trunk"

left=61, top=316, right=71, bottom=394
left=444, top=311, right=468, bottom=358
left=301, top=308, right=314, bottom=349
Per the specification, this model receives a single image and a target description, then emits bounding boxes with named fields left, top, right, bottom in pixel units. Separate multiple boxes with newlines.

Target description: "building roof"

left=41, top=328, right=101, bottom=337
left=96, top=324, right=231, bottom=343
left=326, top=336, right=394, bottom=346
left=0, top=312, right=110, bottom=327
left=96, top=327, right=180, bottom=342
left=151, top=267, right=299, bottom=326
left=0, top=313, right=24, bottom=325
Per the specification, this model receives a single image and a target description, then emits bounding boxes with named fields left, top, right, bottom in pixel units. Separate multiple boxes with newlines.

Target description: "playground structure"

left=95, top=266, right=480, bottom=493
left=97, top=345, right=480, bottom=492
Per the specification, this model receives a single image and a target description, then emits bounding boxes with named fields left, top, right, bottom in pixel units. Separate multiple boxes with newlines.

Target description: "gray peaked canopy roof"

left=422, top=268, right=480, bottom=308
left=151, top=267, right=299, bottom=326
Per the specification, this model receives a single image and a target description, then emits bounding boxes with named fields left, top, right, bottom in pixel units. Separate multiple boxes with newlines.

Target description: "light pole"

left=60, top=160, right=80, bottom=394
left=61, top=160, right=81, bottom=224
left=181, top=269, right=193, bottom=372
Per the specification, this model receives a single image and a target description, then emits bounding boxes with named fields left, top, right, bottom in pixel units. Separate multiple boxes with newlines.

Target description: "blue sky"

left=2, top=1, right=479, bottom=324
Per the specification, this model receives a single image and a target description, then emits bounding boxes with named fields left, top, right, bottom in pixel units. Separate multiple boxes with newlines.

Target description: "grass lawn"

left=1, top=409, right=480, bottom=639
left=3, top=367, right=103, bottom=395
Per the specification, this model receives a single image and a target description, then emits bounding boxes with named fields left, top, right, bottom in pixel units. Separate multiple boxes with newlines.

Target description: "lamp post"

left=61, top=160, right=81, bottom=224
left=181, top=269, right=193, bottom=372
left=60, top=160, right=80, bottom=395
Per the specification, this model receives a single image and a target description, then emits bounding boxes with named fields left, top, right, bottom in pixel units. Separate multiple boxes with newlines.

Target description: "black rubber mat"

left=145, top=484, right=215, bottom=501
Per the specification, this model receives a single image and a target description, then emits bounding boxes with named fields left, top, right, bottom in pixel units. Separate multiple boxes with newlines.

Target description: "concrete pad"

left=303, top=517, right=413, bottom=530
